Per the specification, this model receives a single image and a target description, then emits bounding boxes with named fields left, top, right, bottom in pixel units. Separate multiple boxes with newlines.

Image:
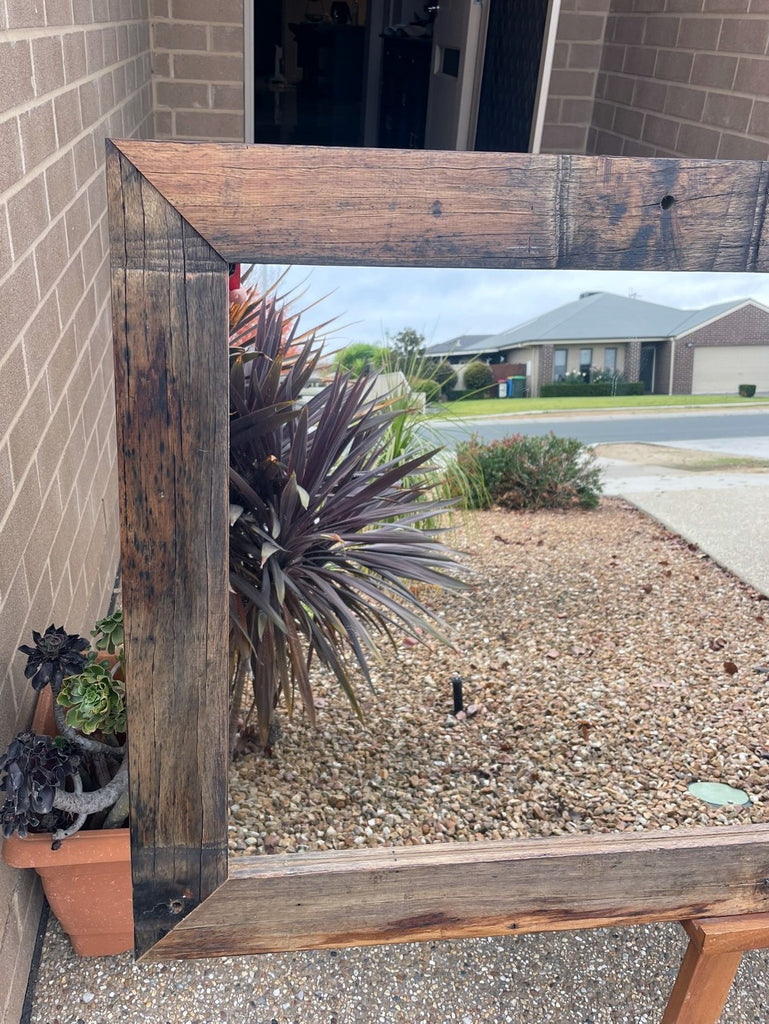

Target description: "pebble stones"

left=229, top=503, right=769, bottom=857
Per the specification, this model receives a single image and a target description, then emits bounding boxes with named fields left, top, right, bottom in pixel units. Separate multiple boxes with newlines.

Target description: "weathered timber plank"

left=110, top=141, right=769, bottom=272
left=106, top=140, right=230, bottom=957
left=140, top=826, right=769, bottom=960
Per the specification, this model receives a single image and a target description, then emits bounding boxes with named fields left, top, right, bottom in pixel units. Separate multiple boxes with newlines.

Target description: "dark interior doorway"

left=251, top=0, right=553, bottom=152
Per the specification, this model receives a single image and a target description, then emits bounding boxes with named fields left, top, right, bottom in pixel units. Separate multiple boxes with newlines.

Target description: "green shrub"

left=411, top=377, right=442, bottom=403
left=455, top=432, right=603, bottom=511
left=738, top=384, right=756, bottom=398
left=432, top=360, right=458, bottom=395
left=462, top=361, right=495, bottom=396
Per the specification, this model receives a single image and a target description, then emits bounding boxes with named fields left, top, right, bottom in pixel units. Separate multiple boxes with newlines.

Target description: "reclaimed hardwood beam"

left=106, top=140, right=230, bottom=957
left=141, top=825, right=769, bottom=960
left=110, top=141, right=769, bottom=273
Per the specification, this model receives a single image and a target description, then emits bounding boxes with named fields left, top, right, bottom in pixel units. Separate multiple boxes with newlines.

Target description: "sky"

left=249, top=264, right=769, bottom=354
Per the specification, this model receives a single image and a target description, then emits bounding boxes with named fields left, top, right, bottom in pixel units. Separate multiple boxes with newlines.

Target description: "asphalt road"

left=433, top=407, right=769, bottom=447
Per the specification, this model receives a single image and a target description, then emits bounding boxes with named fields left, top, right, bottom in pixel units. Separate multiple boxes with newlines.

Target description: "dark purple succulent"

left=0, top=732, right=81, bottom=838
left=18, top=625, right=90, bottom=692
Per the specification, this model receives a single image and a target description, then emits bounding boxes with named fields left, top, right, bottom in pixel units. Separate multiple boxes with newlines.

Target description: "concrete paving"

left=23, top=433, right=769, bottom=1024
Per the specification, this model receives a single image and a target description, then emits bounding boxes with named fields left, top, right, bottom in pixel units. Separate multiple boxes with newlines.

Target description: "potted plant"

left=0, top=614, right=133, bottom=956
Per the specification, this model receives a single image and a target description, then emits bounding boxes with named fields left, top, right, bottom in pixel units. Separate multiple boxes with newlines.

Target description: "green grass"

left=440, top=394, right=769, bottom=418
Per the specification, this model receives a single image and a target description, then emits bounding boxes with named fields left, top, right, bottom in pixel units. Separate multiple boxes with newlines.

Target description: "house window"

left=554, top=348, right=568, bottom=381
left=579, top=348, right=592, bottom=382
left=605, top=348, right=617, bottom=373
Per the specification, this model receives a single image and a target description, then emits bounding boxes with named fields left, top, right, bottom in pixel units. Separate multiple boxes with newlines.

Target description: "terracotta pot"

left=1, top=688, right=133, bottom=956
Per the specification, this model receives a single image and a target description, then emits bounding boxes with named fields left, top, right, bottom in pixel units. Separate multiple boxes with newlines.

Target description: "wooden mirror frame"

left=106, top=140, right=769, bottom=961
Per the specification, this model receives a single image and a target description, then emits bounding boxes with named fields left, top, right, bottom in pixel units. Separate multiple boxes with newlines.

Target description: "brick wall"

left=672, top=302, right=769, bottom=392
left=589, top=2, right=769, bottom=159
left=0, top=5, right=153, bottom=1021
left=540, top=0, right=611, bottom=154
left=150, top=0, right=245, bottom=140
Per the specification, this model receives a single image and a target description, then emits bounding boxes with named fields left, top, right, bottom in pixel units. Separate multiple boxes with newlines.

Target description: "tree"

left=386, top=327, right=427, bottom=377
left=332, top=342, right=386, bottom=376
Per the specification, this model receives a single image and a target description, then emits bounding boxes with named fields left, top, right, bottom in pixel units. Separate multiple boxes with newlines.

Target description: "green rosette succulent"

left=57, top=661, right=126, bottom=736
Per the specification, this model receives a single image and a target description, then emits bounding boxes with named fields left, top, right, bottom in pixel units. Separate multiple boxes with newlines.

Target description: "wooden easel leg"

left=661, top=913, right=769, bottom=1024
left=661, top=939, right=742, bottom=1024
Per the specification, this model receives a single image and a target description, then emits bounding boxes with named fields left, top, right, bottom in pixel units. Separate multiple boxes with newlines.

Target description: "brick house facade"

left=3, top=2, right=769, bottom=1018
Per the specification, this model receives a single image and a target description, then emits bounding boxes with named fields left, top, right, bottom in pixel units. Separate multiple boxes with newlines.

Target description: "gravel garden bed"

left=228, top=499, right=769, bottom=857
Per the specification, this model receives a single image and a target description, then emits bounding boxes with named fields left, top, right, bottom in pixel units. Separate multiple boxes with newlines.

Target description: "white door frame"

left=529, top=0, right=562, bottom=154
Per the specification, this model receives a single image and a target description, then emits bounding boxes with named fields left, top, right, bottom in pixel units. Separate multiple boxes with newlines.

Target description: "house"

left=5, top=2, right=769, bottom=1018
left=426, top=293, right=769, bottom=397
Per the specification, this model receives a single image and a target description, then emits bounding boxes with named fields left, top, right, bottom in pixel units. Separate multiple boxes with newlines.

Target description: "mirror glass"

left=227, top=265, right=769, bottom=860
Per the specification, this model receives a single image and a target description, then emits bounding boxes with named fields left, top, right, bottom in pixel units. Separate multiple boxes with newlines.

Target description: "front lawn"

left=440, top=393, right=769, bottom=418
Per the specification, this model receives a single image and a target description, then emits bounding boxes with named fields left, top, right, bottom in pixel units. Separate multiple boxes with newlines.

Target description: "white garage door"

left=691, top=346, right=769, bottom=394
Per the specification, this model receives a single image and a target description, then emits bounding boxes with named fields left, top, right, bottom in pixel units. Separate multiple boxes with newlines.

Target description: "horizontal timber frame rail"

left=106, top=141, right=769, bottom=988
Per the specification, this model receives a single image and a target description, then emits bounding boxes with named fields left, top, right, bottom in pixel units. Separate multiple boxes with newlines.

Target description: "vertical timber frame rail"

left=107, top=142, right=769, bottom=970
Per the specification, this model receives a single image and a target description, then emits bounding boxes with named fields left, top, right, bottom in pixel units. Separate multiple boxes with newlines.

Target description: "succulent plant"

left=91, top=609, right=124, bottom=654
left=18, top=625, right=90, bottom=693
left=57, top=661, right=126, bottom=736
left=0, top=732, right=81, bottom=839
left=0, top=618, right=129, bottom=843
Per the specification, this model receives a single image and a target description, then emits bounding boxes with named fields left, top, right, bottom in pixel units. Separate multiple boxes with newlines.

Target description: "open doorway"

left=250, top=0, right=558, bottom=152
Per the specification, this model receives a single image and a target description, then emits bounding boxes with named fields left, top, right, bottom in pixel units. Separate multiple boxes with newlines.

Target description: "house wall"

left=150, top=0, right=245, bottom=141
left=542, top=3, right=769, bottom=160
left=672, top=303, right=769, bottom=393
left=0, top=6, right=153, bottom=1022
left=590, top=2, right=769, bottom=159
left=540, top=0, right=611, bottom=154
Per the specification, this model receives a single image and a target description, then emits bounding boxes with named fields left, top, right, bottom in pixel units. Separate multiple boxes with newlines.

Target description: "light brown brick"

left=0, top=40, right=33, bottom=116
left=6, top=0, right=45, bottom=27
left=0, top=205, right=11, bottom=282
left=32, top=34, right=65, bottom=94
left=0, top=116, right=22, bottom=194
left=632, top=77, right=667, bottom=111
left=8, top=377, right=50, bottom=494
left=34, top=222, right=69, bottom=299
left=733, top=55, right=769, bottom=93
left=8, top=175, right=49, bottom=261
left=170, top=0, right=243, bottom=21
left=704, top=0, right=748, bottom=10
left=691, top=52, right=737, bottom=88
left=57, top=252, right=86, bottom=330
left=624, top=45, right=657, bottom=76
left=558, top=11, right=607, bottom=40
left=72, top=133, right=97, bottom=188
left=538, top=123, right=591, bottom=151
left=643, top=112, right=679, bottom=147
left=0, top=442, right=13, bottom=525
left=72, top=0, right=93, bottom=24
left=172, top=52, right=243, bottom=82
left=45, top=0, right=75, bottom=25
left=719, top=16, right=769, bottom=52
left=664, top=83, right=706, bottom=119
left=676, top=15, right=721, bottom=49
left=153, top=21, right=208, bottom=50
left=62, top=30, right=88, bottom=83
left=560, top=97, right=596, bottom=122
left=748, top=98, right=769, bottom=135
left=0, top=462, right=41, bottom=596
left=703, top=91, right=752, bottom=131
left=568, top=42, right=604, bottom=69
left=716, top=132, right=769, bottom=158
left=174, top=108, right=244, bottom=139
left=666, top=0, right=707, bottom=10
left=613, top=104, right=645, bottom=136
left=654, top=48, right=693, bottom=81
left=643, top=15, right=680, bottom=45
left=211, top=83, right=242, bottom=109
left=155, top=79, right=209, bottom=108
left=676, top=121, right=721, bottom=156
left=19, top=99, right=57, bottom=170
left=54, top=87, right=83, bottom=146
left=209, top=24, right=244, bottom=52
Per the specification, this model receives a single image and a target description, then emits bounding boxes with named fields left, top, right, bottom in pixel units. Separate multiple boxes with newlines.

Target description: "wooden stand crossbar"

left=663, top=913, right=769, bottom=1023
